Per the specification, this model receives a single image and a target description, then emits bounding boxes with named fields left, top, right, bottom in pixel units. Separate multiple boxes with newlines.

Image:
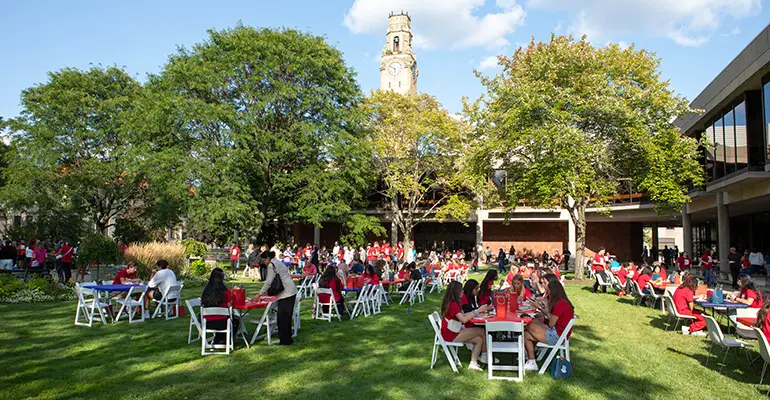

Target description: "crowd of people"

left=0, top=238, right=81, bottom=282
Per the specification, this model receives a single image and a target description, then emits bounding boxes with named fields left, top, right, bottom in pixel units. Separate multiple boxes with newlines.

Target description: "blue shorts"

left=546, top=327, right=560, bottom=346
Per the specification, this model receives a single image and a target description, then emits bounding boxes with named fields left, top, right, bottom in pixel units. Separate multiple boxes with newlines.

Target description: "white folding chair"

left=369, top=285, right=382, bottom=315
left=646, top=283, right=663, bottom=311
left=752, top=327, right=770, bottom=396
left=595, top=273, right=614, bottom=293
left=292, top=298, right=302, bottom=337
left=632, top=281, right=651, bottom=306
left=536, top=316, right=577, bottom=374
left=377, top=282, right=390, bottom=306
left=186, top=298, right=202, bottom=344
left=730, top=308, right=760, bottom=340
left=303, top=275, right=317, bottom=298
left=200, top=307, right=233, bottom=355
left=297, top=276, right=312, bottom=299
left=114, top=285, right=147, bottom=324
left=249, top=301, right=279, bottom=345
left=315, top=288, right=343, bottom=322
left=486, top=321, right=525, bottom=381
left=704, top=315, right=753, bottom=372
left=349, top=285, right=372, bottom=319
left=429, top=271, right=444, bottom=293
left=152, top=282, right=184, bottom=320
left=398, top=281, right=417, bottom=305
left=414, top=279, right=426, bottom=304
left=74, top=284, right=111, bottom=326
left=663, top=294, right=696, bottom=332
left=428, top=311, right=464, bottom=373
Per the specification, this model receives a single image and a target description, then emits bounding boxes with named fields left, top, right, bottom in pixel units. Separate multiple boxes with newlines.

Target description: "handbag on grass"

left=550, top=357, right=573, bottom=379
left=267, top=264, right=284, bottom=296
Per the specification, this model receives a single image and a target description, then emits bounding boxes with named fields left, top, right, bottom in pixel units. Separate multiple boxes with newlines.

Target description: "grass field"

left=0, top=272, right=767, bottom=400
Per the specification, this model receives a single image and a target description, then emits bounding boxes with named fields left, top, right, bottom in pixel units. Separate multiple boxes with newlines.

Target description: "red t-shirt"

left=113, top=269, right=136, bottom=284
left=59, top=245, right=74, bottom=263
left=229, top=246, right=240, bottom=260
left=397, top=269, right=408, bottom=280
left=203, top=289, right=232, bottom=321
left=659, top=268, right=667, bottom=282
left=319, top=277, right=343, bottom=303
left=511, top=287, right=532, bottom=301
left=677, top=257, right=691, bottom=270
left=701, top=253, right=712, bottom=269
left=742, top=259, right=751, bottom=269
left=591, top=254, right=606, bottom=271
left=673, top=286, right=693, bottom=315
left=763, top=315, right=770, bottom=342
left=373, top=245, right=381, bottom=258
left=459, top=294, right=474, bottom=328
left=303, top=263, right=317, bottom=276
left=506, top=273, right=515, bottom=286
left=366, top=247, right=377, bottom=261
left=478, top=281, right=494, bottom=305
left=617, top=268, right=629, bottom=285
left=397, top=247, right=404, bottom=259
left=553, top=268, right=561, bottom=279
left=440, top=301, right=463, bottom=342
left=551, top=299, right=574, bottom=338
left=637, top=274, right=652, bottom=291
left=362, top=272, right=380, bottom=285
left=739, top=288, right=762, bottom=308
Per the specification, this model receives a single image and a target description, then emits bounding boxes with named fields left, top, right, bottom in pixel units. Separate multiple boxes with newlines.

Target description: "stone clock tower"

left=380, top=12, right=418, bottom=95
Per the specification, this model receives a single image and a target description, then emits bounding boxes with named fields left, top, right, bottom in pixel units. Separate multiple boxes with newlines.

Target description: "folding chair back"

left=752, top=328, right=770, bottom=364
left=153, top=282, right=184, bottom=320
left=704, top=315, right=725, bottom=346
left=536, top=316, right=577, bottom=374
left=315, top=288, right=342, bottom=322
left=486, top=321, right=525, bottom=381
left=398, top=280, right=417, bottom=305
left=186, top=298, right=202, bottom=344
left=115, top=285, right=148, bottom=324
left=200, top=307, right=233, bottom=355
left=428, top=311, right=463, bottom=373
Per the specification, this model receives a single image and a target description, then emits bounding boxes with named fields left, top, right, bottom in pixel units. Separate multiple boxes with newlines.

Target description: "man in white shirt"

left=144, top=259, right=178, bottom=318
left=749, top=249, right=765, bottom=275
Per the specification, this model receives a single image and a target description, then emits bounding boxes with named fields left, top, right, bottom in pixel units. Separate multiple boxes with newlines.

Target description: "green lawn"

left=0, top=273, right=766, bottom=400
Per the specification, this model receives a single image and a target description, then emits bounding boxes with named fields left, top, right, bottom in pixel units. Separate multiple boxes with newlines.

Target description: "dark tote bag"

left=267, top=263, right=284, bottom=296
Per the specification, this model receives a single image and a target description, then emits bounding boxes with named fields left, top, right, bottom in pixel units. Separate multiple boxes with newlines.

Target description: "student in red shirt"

left=229, top=242, right=240, bottom=276
left=673, top=274, right=707, bottom=336
left=617, top=264, right=631, bottom=292
left=440, top=281, right=488, bottom=371
left=361, top=265, right=380, bottom=285
left=201, top=268, right=235, bottom=344
left=318, top=265, right=346, bottom=314
left=303, top=262, right=318, bottom=277
left=729, top=275, right=763, bottom=308
left=509, top=274, right=532, bottom=307
left=676, top=252, right=692, bottom=272
left=591, top=248, right=608, bottom=293
left=366, top=244, right=378, bottom=266
left=636, top=266, right=653, bottom=296
left=113, top=263, right=140, bottom=284
left=56, top=241, right=75, bottom=283
left=505, top=265, right=520, bottom=287
left=477, top=270, right=498, bottom=305
left=756, top=299, right=770, bottom=340
left=701, top=249, right=715, bottom=286
left=523, top=280, right=574, bottom=371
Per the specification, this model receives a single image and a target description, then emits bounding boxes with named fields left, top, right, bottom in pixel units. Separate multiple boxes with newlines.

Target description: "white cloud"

left=343, top=0, right=526, bottom=50
left=721, top=25, right=741, bottom=36
left=553, top=20, right=563, bottom=34
left=477, top=55, right=500, bottom=70
left=528, top=0, right=761, bottom=46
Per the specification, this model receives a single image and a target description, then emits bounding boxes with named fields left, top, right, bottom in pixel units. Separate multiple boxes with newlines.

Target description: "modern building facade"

left=676, top=23, right=770, bottom=271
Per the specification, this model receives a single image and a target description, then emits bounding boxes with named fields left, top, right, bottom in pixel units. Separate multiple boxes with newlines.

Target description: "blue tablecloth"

left=83, top=284, right=146, bottom=292
left=696, top=301, right=748, bottom=309
left=344, top=287, right=362, bottom=292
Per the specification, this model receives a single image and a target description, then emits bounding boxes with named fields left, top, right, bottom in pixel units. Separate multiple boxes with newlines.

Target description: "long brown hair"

left=441, top=281, right=463, bottom=316
left=679, top=274, right=697, bottom=291
left=757, top=298, right=770, bottom=331
left=547, top=280, right=573, bottom=312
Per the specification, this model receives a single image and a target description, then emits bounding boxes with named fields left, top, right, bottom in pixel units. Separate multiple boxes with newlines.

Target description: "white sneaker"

left=690, top=330, right=707, bottom=337
left=468, top=362, right=483, bottom=371
left=681, top=326, right=690, bottom=335
left=524, top=359, right=539, bottom=371
left=144, top=311, right=150, bottom=319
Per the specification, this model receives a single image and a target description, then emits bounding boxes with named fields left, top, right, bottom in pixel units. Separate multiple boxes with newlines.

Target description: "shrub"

left=77, top=233, right=123, bottom=266
left=124, top=242, right=185, bottom=278
left=0, top=275, right=76, bottom=303
left=179, top=274, right=208, bottom=288
left=0, top=274, right=25, bottom=297
left=180, top=238, right=208, bottom=258
left=189, top=259, right=210, bottom=277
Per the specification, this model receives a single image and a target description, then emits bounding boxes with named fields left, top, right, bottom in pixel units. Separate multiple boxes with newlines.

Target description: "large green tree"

left=365, top=90, right=474, bottom=258
left=467, top=36, right=704, bottom=279
left=2, top=66, right=183, bottom=237
left=143, top=26, right=373, bottom=244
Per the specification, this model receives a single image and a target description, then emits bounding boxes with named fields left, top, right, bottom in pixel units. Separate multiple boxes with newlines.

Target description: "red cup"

left=495, top=292, right=507, bottom=319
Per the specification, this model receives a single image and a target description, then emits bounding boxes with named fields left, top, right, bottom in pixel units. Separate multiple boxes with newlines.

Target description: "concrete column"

left=313, top=226, right=321, bottom=246
left=682, top=204, right=692, bottom=256
left=651, top=223, right=659, bottom=261
left=717, top=192, right=730, bottom=272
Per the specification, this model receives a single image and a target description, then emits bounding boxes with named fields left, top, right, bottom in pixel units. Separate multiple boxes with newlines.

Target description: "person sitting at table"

left=349, top=258, right=365, bottom=275
left=318, top=265, right=346, bottom=314
left=505, top=265, right=520, bottom=287
left=617, top=263, right=632, bottom=292
left=461, top=280, right=481, bottom=313
left=201, top=268, right=235, bottom=344
left=728, top=275, right=763, bottom=308
left=523, top=280, right=575, bottom=371
left=755, top=297, right=770, bottom=339
left=635, top=266, right=653, bottom=295
left=440, top=281, right=488, bottom=371
left=509, top=274, right=532, bottom=304
left=144, top=260, right=178, bottom=319
left=336, top=260, right=348, bottom=283
left=362, top=265, right=380, bottom=286
left=477, top=270, right=499, bottom=306
left=650, top=264, right=666, bottom=294
left=674, top=274, right=708, bottom=336
left=303, top=262, right=318, bottom=277
left=113, top=262, right=141, bottom=284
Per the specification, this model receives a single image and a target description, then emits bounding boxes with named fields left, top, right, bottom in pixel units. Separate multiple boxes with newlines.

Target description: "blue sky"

left=1, top=0, right=768, bottom=118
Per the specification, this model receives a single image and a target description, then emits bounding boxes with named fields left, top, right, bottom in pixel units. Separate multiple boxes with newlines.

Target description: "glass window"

left=713, top=118, right=725, bottom=179
left=734, top=101, right=748, bottom=170
left=724, top=109, right=735, bottom=174
left=764, top=80, right=770, bottom=161
left=703, top=127, right=714, bottom=182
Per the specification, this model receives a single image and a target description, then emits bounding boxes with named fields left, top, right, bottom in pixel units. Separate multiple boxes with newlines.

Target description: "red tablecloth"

left=291, top=274, right=303, bottom=279
left=233, top=296, right=276, bottom=310
left=470, top=314, right=533, bottom=325
left=382, top=279, right=407, bottom=285
left=737, top=317, right=757, bottom=326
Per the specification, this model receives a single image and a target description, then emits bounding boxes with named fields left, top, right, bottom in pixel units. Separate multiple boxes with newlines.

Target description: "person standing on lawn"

left=257, top=251, right=298, bottom=345
left=55, top=240, right=74, bottom=283
left=727, top=247, right=742, bottom=289
left=700, top=248, right=716, bottom=286
left=229, top=242, right=240, bottom=277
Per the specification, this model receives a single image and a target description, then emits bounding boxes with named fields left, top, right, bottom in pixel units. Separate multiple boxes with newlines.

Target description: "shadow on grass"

left=666, top=346, right=761, bottom=385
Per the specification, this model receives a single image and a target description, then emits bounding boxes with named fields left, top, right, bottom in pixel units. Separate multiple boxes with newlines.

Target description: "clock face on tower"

left=387, top=61, right=403, bottom=76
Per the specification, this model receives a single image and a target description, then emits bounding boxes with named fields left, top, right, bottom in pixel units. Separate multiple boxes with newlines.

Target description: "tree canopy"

left=467, top=36, right=704, bottom=278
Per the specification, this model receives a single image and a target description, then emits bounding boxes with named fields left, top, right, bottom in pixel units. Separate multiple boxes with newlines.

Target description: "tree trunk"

left=403, top=226, right=412, bottom=265
left=570, top=199, right=588, bottom=280
left=390, top=219, right=398, bottom=246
